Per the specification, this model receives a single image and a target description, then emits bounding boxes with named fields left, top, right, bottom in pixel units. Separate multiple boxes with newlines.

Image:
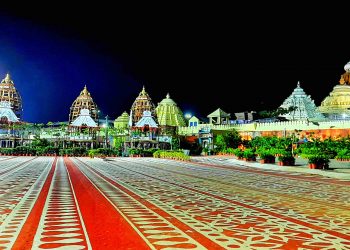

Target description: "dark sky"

left=0, top=6, right=347, bottom=123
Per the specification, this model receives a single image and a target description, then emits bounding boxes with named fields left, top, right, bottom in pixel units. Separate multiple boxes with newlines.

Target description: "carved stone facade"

left=280, top=82, right=324, bottom=121
left=69, top=85, right=99, bottom=123
left=155, top=93, right=186, bottom=127
left=0, top=73, right=22, bottom=118
left=130, top=86, right=156, bottom=125
left=319, top=61, right=350, bottom=118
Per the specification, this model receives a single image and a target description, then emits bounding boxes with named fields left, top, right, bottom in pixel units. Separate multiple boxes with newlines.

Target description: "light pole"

left=105, top=115, right=109, bottom=148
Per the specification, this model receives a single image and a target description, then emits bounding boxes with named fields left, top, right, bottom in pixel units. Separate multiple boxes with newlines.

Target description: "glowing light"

left=342, top=113, right=347, bottom=119
left=184, top=113, right=192, bottom=119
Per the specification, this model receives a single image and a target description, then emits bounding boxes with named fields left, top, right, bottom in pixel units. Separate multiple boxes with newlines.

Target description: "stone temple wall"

left=177, top=120, right=350, bottom=138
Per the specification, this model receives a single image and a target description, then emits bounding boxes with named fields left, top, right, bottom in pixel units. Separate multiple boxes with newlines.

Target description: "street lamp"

left=105, top=115, right=109, bottom=148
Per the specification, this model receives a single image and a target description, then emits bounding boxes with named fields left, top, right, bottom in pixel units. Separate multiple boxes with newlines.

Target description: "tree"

left=258, top=106, right=298, bottom=119
left=214, top=130, right=242, bottom=152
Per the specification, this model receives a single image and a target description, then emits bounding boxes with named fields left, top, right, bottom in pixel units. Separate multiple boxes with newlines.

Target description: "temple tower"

left=280, top=81, right=324, bottom=121
left=155, top=93, right=186, bottom=126
left=130, top=86, right=156, bottom=125
left=69, top=85, right=99, bottom=123
left=114, top=111, right=129, bottom=129
left=318, top=61, right=350, bottom=119
left=0, top=73, right=22, bottom=118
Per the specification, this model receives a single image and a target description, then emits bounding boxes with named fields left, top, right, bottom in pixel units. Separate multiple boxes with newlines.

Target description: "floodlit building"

left=130, top=86, right=156, bottom=125
left=155, top=93, right=186, bottom=127
left=318, top=61, right=350, bottom=119
left=0, top=73, right=22, bottom=118
left=69, top=85, right=99, bottom=123
left=280, top=81, right=324, bottom=121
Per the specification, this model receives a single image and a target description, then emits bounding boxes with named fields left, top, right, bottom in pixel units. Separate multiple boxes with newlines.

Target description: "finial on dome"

left=297, top=81, right=300, bottom=87
left=166, top=93, right=170, bottom=99
left=81, top=84, right=90, bottom=95
left=5, top=73, right=10, bottom=81
left=344, top=61, right=350, bottom=72
left=141, top=85, right=146, bottom=94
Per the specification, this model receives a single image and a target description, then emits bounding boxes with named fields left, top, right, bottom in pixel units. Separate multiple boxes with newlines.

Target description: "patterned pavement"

left=0, top=156, right=349, bottom=249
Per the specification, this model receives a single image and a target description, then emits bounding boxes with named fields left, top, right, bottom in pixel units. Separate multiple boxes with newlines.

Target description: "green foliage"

left=258, top=106, right=297, bottom=118
left=60, top=147, right=87, bottom=156
left=128, top=148, right=158, bottom=157
left=153, top=150, right=190, bottom=161
left=214, top=130, right=242, bottom=152
left=171, top=137, right=180, bottom=150
left=87, top=148, right=118, bottom=158
left=307, top=154, right=330, bottom=165
left=31, top=136, right=51, bottom=148
left=232, top=148, right=244, bottom=158
left=256, top=148, right=276, bottom=161
left=243, top=148, right=256, bottom=160
left=277, top=151, right=295, bottom=165
left=335, top=149, right=350, bottom=160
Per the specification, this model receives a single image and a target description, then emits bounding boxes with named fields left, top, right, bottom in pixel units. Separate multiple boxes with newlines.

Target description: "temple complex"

left=114, top=111, right=129, bottom=129
left=130, top=86, right=156, bottom=125
left=155, top=93, right=186, bottom=127
left=318, top=61, right=350, bottom=119
left=280, top=82, right=324, bottom=121
left=0, top=73, right=22, bottom=118
left=69, top=85, right=99, bottom=123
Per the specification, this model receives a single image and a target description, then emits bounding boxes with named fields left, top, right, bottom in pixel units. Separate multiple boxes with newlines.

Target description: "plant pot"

left=244, top=157, right=256, bottom=162
left=309, top=163, right=318, bottom=169
left=279, top=161, right=294, bottom=166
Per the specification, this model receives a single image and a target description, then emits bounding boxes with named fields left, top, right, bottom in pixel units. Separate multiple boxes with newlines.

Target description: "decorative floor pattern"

left=0, top=156, right=349, bottom=249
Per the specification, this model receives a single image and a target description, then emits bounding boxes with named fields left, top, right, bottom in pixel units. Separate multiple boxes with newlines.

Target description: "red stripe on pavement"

left=78, top=159, right=226, bottom=250
left=64, top=157, right=151, bottom=250
left=106, top=161, right=350, bottom=242
left=12, top=157, right=57, bottom=250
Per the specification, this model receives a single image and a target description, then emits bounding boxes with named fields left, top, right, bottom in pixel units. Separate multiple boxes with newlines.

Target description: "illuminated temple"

left=155, top=93, right=186, bottom=127
left=69, top=85, right=99, bottom=123
left=318, top=61, right=350, bottom=118
left=280, top=82, right=324, bottom=121
left=0, top=73, right=22, bottom=119
left=114, top=111, right=129, bottom=129
left=130, top=86, right=156, bottom=125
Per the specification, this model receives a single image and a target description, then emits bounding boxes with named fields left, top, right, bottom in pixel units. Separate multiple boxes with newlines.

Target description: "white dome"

left=344, top=61, right=350, bottom=72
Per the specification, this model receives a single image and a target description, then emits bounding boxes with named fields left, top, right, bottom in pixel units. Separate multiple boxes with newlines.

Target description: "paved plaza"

left=0, top=156, right=349, bottom=249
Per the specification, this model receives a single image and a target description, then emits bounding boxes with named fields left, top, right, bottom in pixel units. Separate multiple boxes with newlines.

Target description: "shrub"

left=233, top=148, right=244, bottom=158
left=243, top=148, right=256, bottom=160
left=307, top=154, right=330, bottom=165
left=152, top=150, right=190, bottom=161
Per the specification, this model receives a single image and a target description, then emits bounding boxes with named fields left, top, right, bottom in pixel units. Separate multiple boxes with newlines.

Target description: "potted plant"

left=307, top=154, right=330, bottom=169
left=277, top=151, right=295, bottom=166
left=233, top=148, right=244, bottom=160
left=243, top=148, right=256, bottom=161
left=257, top=148, right=276, bottom=164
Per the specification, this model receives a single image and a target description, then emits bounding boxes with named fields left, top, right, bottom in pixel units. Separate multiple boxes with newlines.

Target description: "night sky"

left=0, top=6, right=347, bottom=123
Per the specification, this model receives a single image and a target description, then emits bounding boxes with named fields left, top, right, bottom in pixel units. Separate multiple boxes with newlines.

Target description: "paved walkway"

left=191, top=156, right=350, bottom=180
left=1, top=156, right=350, bottom=249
